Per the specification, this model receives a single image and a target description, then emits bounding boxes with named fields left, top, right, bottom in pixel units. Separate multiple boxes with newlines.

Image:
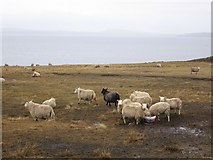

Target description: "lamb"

left=121, top=102, right=150, bottom=125
left=32, top=71, right=41, bottom=77
left=149, top=102, right=170, bottom=122
left=130, top=91, right=152, bottom=107
left=74, top=87, right=96, bottom=104
left=24, top=100, right=55, bottom=121
left=101, top=88, right=120, bottom=107
left=191, top=67, right=200, bottom=74
left=159, top=96, right=182, bottom=115
left=42, top=97, right=56, bottom=108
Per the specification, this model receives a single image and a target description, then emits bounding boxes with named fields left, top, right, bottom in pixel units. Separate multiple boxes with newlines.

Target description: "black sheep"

left=101, top=88, right=120, bottom=107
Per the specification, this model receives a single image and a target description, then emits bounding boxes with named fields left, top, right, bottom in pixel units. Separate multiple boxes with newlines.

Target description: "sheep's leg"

left=178, top=109, right=181, bottom=115
left=136, top=118, right=140, bottom=125
left=167, top=115, right=170, bottom=122
left=157, top=113, right=160, bottom=121
left=122, top=116, right=127, bottom=124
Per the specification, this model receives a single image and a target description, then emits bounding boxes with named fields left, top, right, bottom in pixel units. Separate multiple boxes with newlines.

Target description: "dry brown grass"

left=1, top=61, right=212, bottom=158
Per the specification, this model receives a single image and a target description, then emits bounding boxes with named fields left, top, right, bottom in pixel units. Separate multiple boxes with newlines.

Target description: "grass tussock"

left=124, top=131, right=146, bottom=145
left=9, top=143, right=39, bottom=158
left=93, top=148, right=112, bottom=158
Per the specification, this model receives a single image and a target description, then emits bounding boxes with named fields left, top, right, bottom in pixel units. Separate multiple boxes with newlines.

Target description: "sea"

left=2, top=33, right=211, bottom=66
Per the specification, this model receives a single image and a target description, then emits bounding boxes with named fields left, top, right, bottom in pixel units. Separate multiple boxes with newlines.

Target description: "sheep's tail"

left=93, top=92, right=97, bottom=101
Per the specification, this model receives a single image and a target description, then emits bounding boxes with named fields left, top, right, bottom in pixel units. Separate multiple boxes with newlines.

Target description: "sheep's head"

left=142, top=103, right=148, bottom=110
left=159, top=96, right=166, bottom=102
left=129, top=94, right=135, bottom=100
left=117, top=100, right=123, bottom=113
left=144, top=110, right=151, bottom=117
left=74, top=88, right=79, bottom=93
left=101, top=87, right=108, bottom=95
left=24, top=102, right=29, bottom=108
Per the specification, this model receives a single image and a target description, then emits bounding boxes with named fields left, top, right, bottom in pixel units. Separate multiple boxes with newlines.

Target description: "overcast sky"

left=1, top=0, right=211, bottom=34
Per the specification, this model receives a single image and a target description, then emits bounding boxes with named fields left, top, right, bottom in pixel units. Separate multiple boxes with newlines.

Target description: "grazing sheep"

left=159, top=96, right=182, bottom=115
left=101, top=88, right=120, bottom=107
left=31, top=63, right=34, bottom=67
left=42, top=97, right=56, bottom=108
left=157, top=63, right=162, bottom=67
left=130, top=91, right=152, bottom=107
left=36, top=64, right=40, bottom=66
left=74, top=87, right=96, bottom=104
left=0, top=78, right=5, bottom=83
left=191, top=67, right=200, bottom=74
left=24, top=100, right=55, bottom=121
left=149, top=102, right=170, bottom=122
left=32, top=71, right=41, bottom=77
left=121, top=102, right=150, bottom=125
left=48, top=63, right=52, bottom=66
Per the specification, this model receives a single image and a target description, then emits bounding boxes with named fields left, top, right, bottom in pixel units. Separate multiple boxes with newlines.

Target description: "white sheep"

left=191, top=67, right=200, bottom=74
left=149, top=102, right=170, bottom=122
left=32, top=71, right=41, bottom=77
left=74, top=87, right=96, bottom=104
left=121, top=102, right=150, bottom=125
left=0, top=78, right=5, bottom=83
left=42, top=97, right=56, bottom=108
left=24, top=100, right=55, bottom=121
left=157, top=63, right=162, bottom=67
left=159, top=96, right=182, bottom=115
left=130, top=91, right=152, bottom=107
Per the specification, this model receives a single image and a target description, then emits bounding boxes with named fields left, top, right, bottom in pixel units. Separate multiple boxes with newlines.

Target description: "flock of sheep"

left=2, top=65, right=200, bottom=125
left=23, top=86, right=182, bottom=125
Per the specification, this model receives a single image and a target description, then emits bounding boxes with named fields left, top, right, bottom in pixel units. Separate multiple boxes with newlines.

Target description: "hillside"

left=187, top=56, right=213, bottom=63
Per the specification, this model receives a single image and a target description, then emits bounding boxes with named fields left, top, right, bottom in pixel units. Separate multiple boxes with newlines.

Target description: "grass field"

left=1, top=61, right=212, bottom=158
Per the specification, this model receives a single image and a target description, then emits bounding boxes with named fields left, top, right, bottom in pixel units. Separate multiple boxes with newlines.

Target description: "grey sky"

left=1, top=0, right=211, bottom=34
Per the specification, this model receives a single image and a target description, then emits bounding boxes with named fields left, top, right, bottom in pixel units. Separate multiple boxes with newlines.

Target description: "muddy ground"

left=1, top=62, right=212, bottom=159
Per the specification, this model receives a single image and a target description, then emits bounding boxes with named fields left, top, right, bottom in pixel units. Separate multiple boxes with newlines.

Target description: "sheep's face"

left=117, top=100, right=123, bottom=106
left=101, top=88, right=108, bottom=95
left=117, top=100, right=123, bottom=113
left=24, top=102, right=29, bottom=108
left=74, top=88, right=78, bottom=93
left=159, top=96, right=166, bottom=102
left=144, top=110, right=151, bottom=117
left=142, top=103, right=148, bottom=110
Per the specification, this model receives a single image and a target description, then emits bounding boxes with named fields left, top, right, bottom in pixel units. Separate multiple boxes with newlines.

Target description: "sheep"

left=24, top=100, right=55, bottom=121
left=42, top=97, right=56, bottom=108
left=157, top=63, right=162, bottom=67
left=0, top=78, right=5, bottom=83
left=130, top=91, right=152, bottom=107
left=121, top=102, right=150, bottom=125
left=149, top=102, right=170, bottom=122
left=32, top=71, right=41, bottom=77
left=101, top=88, right=120, bottom=107
left=159, top=96, right=182, bottom=115
left=74, top=87, right=96, bottom=104
left=191, top=67, right=200, bottom=74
